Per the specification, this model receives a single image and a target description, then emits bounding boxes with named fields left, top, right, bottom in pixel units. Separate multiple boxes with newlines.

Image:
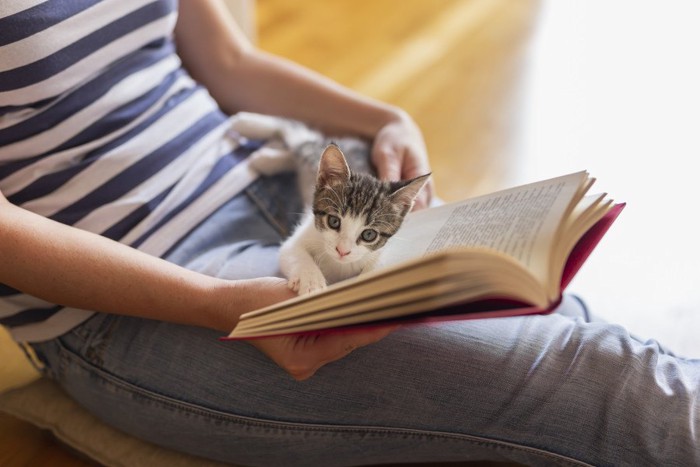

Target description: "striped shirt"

left=0, top=0, right=258, bottom=342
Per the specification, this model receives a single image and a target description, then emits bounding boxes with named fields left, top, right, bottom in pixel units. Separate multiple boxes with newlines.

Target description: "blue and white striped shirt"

left=0, top=0, right=258, bottom=341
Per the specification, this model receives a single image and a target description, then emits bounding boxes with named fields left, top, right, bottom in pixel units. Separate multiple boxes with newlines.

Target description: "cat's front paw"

left=287, top=267, right=327, bottom=295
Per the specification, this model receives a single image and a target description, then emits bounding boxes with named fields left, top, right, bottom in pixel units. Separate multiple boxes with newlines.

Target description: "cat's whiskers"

left=371, top=220, right=398, bottom=230
left=372, top=214, right=401, bottom=223
left=315, top=250, right=330, bottom=263
left=326, top=184, right=346, bottom=210
left=315, top=248, right=340, bottom=268
left=371, top=218, right=397, bottom=225
left=316, top=196, right=343, bottom=213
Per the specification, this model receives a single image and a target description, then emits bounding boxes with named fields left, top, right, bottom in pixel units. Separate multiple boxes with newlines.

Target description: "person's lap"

left=30, top=174, right=699, bottom=466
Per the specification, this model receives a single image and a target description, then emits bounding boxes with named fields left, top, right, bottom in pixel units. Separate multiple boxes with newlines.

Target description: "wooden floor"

left=258, top=0, right=539, bottom=201
left=0, top=1, right=539, bottom=465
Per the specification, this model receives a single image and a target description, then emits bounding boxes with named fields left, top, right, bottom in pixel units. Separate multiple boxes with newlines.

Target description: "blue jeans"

left=31, top=174, right=699, bottom=466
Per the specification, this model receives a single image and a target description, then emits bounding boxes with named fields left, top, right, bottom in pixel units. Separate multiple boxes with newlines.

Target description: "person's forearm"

left=213, top=50, right=406, bottom=137
left=0, top=198, right=235, bottom=331
left=174, top=0, right=406, bottom=137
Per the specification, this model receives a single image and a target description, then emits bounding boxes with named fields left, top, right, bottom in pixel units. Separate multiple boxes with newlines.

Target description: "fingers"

left=412, top=178, right=434, bottom=211
left=370, top=126, right=433, bottom=211
left=252, top=325, right=400, bottom=381
left=299, top=325, right=399, bottom=380
left=372, top=143, right=401, bottom=182
left=334, top=325, right=398, bottom=357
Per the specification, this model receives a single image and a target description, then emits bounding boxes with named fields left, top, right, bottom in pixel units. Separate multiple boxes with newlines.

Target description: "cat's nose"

left=336, top=246, right=350, bottom=258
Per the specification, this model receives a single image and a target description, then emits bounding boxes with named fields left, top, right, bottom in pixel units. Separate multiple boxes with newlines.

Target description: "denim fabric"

left=31, top=174, right=699, bottom=467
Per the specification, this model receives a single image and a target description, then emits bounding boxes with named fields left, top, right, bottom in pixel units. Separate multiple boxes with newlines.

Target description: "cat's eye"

left=360, top=229, right=378, bottom=242
left=327, top=214, right=341, bottom=230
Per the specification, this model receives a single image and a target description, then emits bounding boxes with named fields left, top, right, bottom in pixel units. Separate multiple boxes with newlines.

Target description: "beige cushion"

left=0, top=329, right=39, bottom=394
left=0, top=378, right=231, bottom=467
left=0, top=327, right=230, bottom=465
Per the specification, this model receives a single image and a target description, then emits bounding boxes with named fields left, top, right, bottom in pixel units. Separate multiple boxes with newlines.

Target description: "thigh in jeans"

left=34, top=293, right=700, bottom=467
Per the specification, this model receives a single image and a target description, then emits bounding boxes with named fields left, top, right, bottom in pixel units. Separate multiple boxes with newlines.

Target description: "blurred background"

left=255, top=0, right=700, bottom=357
left=515, top=1, right=700, bottom=358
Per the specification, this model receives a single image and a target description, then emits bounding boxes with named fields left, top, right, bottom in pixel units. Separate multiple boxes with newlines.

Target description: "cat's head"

left=312, top=144, right=429, bottom=264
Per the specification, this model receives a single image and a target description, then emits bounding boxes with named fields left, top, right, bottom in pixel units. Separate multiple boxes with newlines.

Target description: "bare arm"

left=0, top=191, right=293, bottom=333
left=174, top=0, right=433, bottom=208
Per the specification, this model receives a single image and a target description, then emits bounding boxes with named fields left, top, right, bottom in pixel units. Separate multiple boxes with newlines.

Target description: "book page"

left=379, top=172, right=588, bottom=282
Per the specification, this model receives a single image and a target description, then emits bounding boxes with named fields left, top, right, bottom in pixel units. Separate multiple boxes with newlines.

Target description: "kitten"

left=280, top=144, right=429, bottom=295
left=227, top=112, right=430, bottom=294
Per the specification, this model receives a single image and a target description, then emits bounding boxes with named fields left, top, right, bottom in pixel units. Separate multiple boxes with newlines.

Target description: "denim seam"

left=570, top=294, right=592, bottom=322
left=82, top=314, right=121, bottom=367
left=244, top=185, right=289, bottom=238
left=55, top=338, right=592, bottom=467
left=19, top=342, right=47, bottom=374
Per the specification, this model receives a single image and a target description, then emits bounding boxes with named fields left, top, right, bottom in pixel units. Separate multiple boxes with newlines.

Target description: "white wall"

left=515, top=0, right=700, bottom=357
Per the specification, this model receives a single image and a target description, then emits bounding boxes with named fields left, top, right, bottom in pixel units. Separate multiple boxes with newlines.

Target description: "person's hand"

left=250, top=326, right=398, bottom=381
left=371, top=111, right=434, bottom=210
left=224, top=277, right=398, bottom=380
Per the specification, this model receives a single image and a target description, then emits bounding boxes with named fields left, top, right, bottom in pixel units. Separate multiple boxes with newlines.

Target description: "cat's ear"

left=317, top=143, right=350, bottom=187
left=389, top=173, right=431, bottom=212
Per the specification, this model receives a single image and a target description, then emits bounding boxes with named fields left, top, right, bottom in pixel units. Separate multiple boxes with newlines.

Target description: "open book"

left=228, top=171, right=624, bottom=339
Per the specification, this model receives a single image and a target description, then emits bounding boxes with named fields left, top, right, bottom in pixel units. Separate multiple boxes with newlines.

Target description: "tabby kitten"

left=280, top=144, right=429, bottom=295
